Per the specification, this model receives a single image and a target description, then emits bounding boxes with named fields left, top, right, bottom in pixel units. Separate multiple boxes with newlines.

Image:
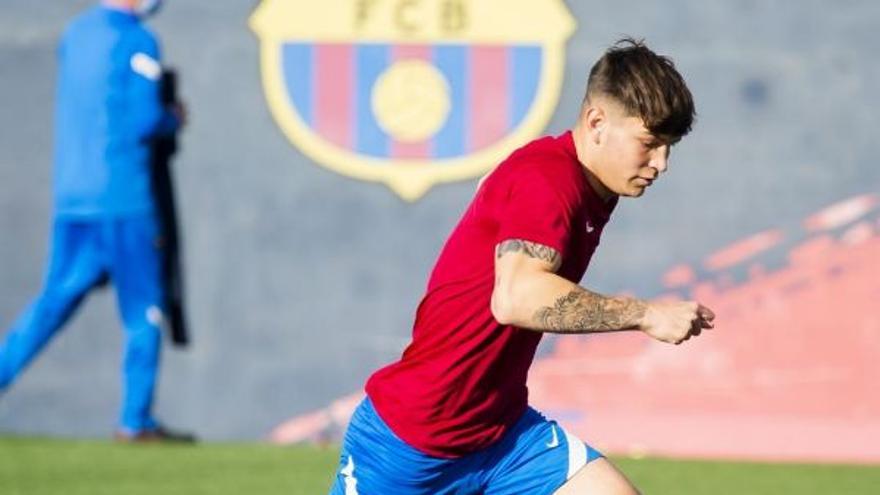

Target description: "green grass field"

left=1, top=436, right=878, bottom=494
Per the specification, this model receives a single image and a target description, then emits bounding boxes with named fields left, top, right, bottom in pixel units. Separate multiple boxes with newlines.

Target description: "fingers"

left=171, top=102, right=188, bottom=127
left=692, top=303, right=715, bottom=330
left=674, top=332, right=692, bottom=345
left=690, top=319, right=703, bottom=337
left=677, top=303, right=715, bottom=345
left=675, top=321, right=700, bottom=345
left=648, top=300, right=717, bottom=345
left=697, top=304, right=715, bottom=323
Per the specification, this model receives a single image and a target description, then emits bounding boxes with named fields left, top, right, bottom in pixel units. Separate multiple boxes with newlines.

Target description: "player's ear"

left=583, top=105, right=606, bottom=145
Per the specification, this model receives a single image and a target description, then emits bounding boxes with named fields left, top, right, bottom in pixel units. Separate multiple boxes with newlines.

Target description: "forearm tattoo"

left=496, top=239, right=561, bottom=270
left=533, top=289, right=647, bottom=333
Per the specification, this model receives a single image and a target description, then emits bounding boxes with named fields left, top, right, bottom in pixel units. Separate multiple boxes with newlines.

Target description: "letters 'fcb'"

left=250, top=0, right=576, bottom=201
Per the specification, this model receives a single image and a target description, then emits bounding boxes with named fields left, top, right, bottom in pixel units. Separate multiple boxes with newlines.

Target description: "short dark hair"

left=586, top=37, right=695, bottom=142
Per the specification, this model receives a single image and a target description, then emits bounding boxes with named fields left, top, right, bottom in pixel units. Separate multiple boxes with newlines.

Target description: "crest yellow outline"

left=251, top=1, right=576, bottom=201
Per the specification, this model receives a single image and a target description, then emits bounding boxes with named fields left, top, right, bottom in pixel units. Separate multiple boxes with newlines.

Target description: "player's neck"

left=571, top=124, right=616, bottom=203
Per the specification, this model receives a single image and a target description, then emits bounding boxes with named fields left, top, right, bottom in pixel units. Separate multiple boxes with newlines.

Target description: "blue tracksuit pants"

left=0, top=214, right=164, bottom=432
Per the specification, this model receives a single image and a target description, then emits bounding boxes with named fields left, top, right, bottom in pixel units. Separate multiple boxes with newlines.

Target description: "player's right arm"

left=490, top=239, right=714, bottom=344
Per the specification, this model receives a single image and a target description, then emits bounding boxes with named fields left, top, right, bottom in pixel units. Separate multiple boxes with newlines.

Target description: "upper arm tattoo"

left=496, top=239, right=561, bottom=271
left=533, top=289, right=646, bottom=333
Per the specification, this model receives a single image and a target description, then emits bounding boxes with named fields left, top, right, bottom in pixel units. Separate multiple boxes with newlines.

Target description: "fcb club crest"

left=250, top=0, right=576, bottom=201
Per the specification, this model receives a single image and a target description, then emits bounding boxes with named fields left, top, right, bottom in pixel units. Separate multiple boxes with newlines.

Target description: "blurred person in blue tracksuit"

left=0, top=0, right=192, bottom=442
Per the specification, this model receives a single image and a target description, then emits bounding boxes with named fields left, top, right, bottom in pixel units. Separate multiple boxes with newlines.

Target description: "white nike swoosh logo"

left=586, top=223, right=595, bottom=233
left=546, top=425, right=560, bottom=448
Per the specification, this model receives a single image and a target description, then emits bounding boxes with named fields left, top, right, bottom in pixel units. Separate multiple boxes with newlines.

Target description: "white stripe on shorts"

left=340, top=455, right=360, bottom=495
left=561, top=426, right=587, bottom=479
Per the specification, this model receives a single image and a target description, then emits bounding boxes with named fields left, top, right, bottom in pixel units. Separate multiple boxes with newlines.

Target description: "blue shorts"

left=328, top=398, right=603, bottom=495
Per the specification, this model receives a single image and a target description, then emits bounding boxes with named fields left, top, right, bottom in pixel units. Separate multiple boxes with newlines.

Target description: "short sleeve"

left=496, top=166, right=578, bottom=260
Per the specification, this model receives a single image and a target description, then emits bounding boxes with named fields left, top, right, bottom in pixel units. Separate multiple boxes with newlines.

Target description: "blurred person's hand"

left=171, top=101, right=187, bottom=128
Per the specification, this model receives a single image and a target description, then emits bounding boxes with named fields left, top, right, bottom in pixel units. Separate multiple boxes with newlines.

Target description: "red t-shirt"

left=365, top=131, right=617, bottom=457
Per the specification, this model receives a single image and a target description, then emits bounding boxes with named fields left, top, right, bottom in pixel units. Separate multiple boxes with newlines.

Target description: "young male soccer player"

left=329, top=38, right=715, bottom=495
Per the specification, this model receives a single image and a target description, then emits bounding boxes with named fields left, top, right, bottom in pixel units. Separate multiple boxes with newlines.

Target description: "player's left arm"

left=491, top=239, right=647, bottom=334
left=492, top=238, right=715, bottom=342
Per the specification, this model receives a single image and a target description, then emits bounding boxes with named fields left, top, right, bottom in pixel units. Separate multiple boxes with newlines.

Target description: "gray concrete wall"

left=1, top=0, right=878, bottom=440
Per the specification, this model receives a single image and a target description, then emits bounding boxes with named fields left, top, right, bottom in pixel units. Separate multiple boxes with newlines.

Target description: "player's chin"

left=622, top=185, right=647, bottom=198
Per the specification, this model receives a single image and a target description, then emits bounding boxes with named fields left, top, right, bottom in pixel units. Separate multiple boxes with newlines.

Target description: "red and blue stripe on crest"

left=281, top=42, right=542, bottom=161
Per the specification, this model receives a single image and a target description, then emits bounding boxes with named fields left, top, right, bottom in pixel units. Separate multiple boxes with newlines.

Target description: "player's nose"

left=650, top=145, right=669, bottom=174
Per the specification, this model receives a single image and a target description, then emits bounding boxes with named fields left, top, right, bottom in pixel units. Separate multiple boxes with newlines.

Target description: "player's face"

left=595, top=111, right=671, bottom=198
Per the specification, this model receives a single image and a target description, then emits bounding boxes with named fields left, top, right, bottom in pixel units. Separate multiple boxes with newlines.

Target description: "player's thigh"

left=552, top=457, right=640, bottom=495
